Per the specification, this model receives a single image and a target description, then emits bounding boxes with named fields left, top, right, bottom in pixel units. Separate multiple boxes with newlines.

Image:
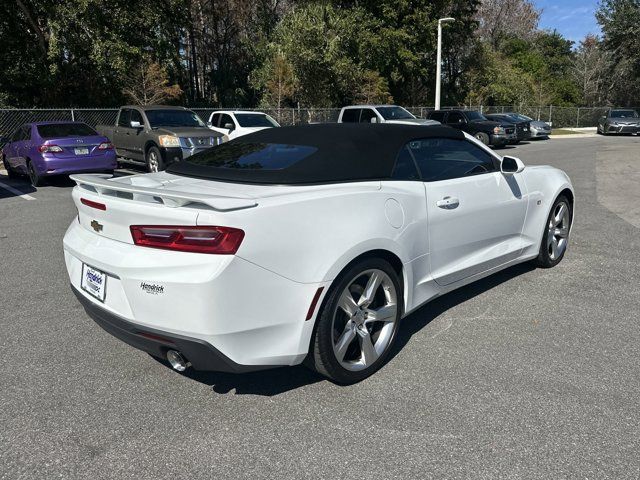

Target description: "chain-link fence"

left=0, top=106, right=632, bottom=137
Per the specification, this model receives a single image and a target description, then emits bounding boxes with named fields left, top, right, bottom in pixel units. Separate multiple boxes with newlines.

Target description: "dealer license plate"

left=74, top=147, right=90, bottom=155
left=81, top=264, right=106, bottom=302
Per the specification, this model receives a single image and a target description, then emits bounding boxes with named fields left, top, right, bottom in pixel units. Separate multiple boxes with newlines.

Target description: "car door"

left=113, top=109, right=131, bottom=158
left=4, top=126, right=24, bottom=170
left=14, top=125, right=32, bottom=172
left=408, top=137, right=528, bottom=286
left=340, top=109, right=361, bottom=123
left=359, top=108, right=379, bottom=123
left=219, top=113, right=237, bottom=139
left=126, top=109, right=145, bottom=161
left=445, top=111, right=468, bottom=133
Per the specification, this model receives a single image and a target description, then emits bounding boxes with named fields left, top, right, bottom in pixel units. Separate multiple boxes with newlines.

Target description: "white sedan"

left=207, top=110, right=280, bottom=140
left=63, top=124, right=574, bottom=384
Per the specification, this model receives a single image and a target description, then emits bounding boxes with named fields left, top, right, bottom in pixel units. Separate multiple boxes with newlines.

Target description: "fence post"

left=549, top=105, right=553, bottom=126
left=292, top=108, right=295, bottom=126
left=71, top=109, right=75, bottom=121
left=576, top=108, right=580, bottom=128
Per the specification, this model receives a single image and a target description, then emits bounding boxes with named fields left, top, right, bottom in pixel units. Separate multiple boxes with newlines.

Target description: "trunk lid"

left=44, top=135, right=108, bottom=158
left=70, top=173, right=258, bottom=244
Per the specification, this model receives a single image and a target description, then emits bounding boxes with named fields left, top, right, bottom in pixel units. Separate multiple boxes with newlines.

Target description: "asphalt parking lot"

left=1, top=136, right=639, bottom=479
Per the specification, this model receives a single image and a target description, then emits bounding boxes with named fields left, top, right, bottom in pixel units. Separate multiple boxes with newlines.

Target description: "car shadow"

left=0, top=173, right=37, bottom=198
left=387, top=262, right=535, bottom=364
left=167, top=262, right=535, bottom=396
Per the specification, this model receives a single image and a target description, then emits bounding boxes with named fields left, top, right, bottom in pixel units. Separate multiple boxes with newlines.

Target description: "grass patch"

left=551, top=129, right=582, bottom=135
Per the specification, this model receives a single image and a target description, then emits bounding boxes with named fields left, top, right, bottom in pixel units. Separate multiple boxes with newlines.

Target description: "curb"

left=549, top=134, right=598, bottom=139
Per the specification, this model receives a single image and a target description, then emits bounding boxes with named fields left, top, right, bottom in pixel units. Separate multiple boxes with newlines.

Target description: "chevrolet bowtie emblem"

left=91, top=220, right=103, bottom=233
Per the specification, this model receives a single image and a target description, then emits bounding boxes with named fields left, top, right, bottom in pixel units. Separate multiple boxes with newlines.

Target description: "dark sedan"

left=597, top=109, right=640, bottom=135
left=484, top=113, right=531, bottom=144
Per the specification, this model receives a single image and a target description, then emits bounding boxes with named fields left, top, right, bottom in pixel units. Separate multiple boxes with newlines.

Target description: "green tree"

left=596, top=0, right=640, bottom=105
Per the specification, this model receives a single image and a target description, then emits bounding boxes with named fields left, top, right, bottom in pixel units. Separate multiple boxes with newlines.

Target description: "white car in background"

left=207, top=110, right=280, bottom=140
left=338, top=105, right=440, bottom=126
left=63, top=124, right=574, bottom=384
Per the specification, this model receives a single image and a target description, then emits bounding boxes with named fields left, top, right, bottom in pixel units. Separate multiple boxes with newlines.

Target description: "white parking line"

left=0, top=180, right=36, bottom=200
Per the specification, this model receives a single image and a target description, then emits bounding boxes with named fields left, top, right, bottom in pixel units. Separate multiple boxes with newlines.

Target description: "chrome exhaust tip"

left=166, top=350, right=190, bottom=372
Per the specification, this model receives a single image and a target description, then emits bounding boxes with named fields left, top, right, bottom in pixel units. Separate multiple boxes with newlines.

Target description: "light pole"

left=435, top=17, right=455, bottom=110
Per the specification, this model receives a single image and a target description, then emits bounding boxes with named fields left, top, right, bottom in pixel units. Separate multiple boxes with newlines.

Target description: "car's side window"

left=118, top=109, right=131, bottom=128
left=406, top=138, right=498, bottom=182
left=23, top=125, right=31, bottom=141
left=11, top=127, right=23, bottom=142
left=211, top=113, right=221, bottom=127
left=359, top=109, right=377, bottom=123
left=391, top=145, right=421, bottom=180
left=429, top=111, right=447, bottom=122
left=446, top=112, right=464, bottom=124
left=130, top=109, right=143, bottom=125
left=341, top=109, right=360, bottom=123
left=220, top=114, right=235, bottom=130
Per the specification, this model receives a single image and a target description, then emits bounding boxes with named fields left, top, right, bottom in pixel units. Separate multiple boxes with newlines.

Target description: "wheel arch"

left=320, top=245, right=410, bottom=318
left=305, top=247, right=408, bottom=359
left=144, top=140, right=159, bottom=156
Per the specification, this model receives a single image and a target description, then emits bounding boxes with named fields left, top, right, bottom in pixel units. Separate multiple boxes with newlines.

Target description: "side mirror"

left=224, top=122, right=234, bottom=131
left=130, top=120, right=142, bottom=129
left=370, top=117, right=378, bottom=124
left=501, top=156, right=525, bottom=174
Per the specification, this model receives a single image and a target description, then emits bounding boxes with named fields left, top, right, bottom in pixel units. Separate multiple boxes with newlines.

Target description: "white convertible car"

left=63, top=124, right=574, bottom=384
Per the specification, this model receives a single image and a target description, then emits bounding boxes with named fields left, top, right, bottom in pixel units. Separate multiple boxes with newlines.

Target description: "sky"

left=534, top=0, right=601, bottom=44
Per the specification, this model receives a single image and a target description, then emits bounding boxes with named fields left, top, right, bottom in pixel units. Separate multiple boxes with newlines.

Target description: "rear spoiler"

left=70, top=174, right=257, bottom=212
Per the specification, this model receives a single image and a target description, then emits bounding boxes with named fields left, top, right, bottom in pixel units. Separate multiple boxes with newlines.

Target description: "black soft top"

left=166, top=123, right=464, bottom=185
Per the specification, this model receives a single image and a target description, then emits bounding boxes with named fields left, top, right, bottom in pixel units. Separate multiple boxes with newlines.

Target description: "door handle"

left=436, top=196, right=460, bottom=209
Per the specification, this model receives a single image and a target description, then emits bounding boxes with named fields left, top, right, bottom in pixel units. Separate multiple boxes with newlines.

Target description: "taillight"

left=81, top=198, right=107, bottom=210
left=38, top=145, right=63, bottom=153
left=98, top=142, right=113, bottom=150
left=130, top=225, right=244, bottom=255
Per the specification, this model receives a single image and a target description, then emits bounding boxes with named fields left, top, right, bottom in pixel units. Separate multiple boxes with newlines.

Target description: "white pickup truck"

left=207, top=111, right=280, bottom=140
left=338, top=105, right=439, bottom=125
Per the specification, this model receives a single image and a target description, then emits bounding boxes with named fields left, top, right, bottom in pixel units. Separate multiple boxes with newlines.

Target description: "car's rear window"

left=181, top=142, right=317, bottom=171
left=37, top=123, right=97, bottom=138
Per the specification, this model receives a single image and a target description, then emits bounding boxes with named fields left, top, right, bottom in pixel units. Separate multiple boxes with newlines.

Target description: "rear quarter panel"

left=196, top=181, right=429, bottom=286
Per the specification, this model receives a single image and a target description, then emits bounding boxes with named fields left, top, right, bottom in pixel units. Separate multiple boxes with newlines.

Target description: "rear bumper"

left=63, top=220, right=323, bottom=369
left=41, top=153, right=117, bottom=175
left=72, top=285, right=265, bottom=373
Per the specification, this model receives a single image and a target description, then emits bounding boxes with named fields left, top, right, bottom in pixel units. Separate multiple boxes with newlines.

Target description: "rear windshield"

left=611, top=110, right=638, bottom=118
left=146, top=110, right=206, bottom=128
left=235, top=113, right=279, bottom=128
left=37, top=123, right=97, bottom=138
left=178, top=142, right=317, bottom=171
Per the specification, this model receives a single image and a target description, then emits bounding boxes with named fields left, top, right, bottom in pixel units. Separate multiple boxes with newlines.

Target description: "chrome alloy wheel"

left=547, top=201, right=570, bottom=260
left=331, top=269, right=398, bottom=371
left=148, top=150, right=160, bottom=172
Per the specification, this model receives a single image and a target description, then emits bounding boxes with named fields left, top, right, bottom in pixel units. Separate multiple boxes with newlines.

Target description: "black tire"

left=2, top=156, right=17, bottom=178
left=309, top=257, right=403, bottom=384
left=533, top=195, right=572, bottom=268
left=474, top=132, right=490, bottom=145
left=146, top=146, right=164, bottom=173
left=27, top=160, right=44, bottom=187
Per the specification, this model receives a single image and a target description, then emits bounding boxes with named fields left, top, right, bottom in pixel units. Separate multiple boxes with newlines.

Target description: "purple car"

left=1, top=121, right=117, bottom=187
